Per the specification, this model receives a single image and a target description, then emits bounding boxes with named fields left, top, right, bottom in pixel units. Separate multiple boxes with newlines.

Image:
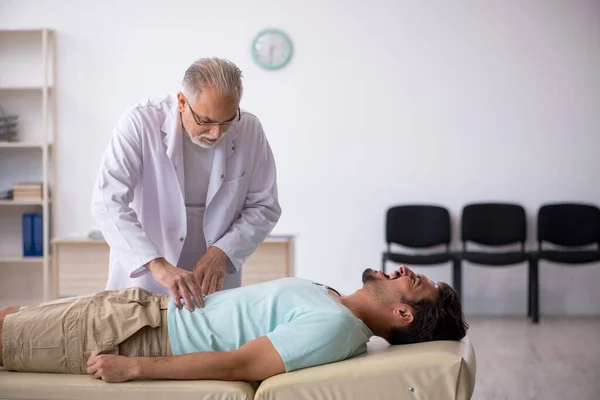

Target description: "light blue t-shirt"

left=167, top=277, right=373, bottom=372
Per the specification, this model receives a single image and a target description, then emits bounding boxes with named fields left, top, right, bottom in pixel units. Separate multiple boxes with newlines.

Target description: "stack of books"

left=13, top=182, right=43, bottom=201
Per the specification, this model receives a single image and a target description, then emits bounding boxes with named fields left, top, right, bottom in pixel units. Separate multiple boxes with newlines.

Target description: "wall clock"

left=251, top=28, right=293, bottom=70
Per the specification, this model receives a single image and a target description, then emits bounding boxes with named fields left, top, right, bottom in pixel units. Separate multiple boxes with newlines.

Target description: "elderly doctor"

left=91, top=58, right=281, bottom=311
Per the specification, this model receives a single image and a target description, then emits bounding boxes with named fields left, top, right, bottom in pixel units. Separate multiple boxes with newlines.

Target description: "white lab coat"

left=91, top=94, right=281, bottom=293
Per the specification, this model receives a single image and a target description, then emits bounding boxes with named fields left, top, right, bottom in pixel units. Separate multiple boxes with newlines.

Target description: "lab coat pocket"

left=222, top=170, right=247, bottom=184
left=219, top=172, right=249, bottom=213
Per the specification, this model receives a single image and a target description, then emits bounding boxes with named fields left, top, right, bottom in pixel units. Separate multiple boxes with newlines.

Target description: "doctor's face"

left=177, top=89, right=240, bottom=148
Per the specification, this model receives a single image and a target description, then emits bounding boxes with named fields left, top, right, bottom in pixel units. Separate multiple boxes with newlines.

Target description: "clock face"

left=251, top=29, right=293, bottom=70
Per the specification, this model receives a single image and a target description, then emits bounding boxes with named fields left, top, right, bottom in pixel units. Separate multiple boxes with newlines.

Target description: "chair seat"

left=462, top=251, right=528, bottom=266
left=535, top=250, right=600, bottom=264
left=385, top=252, right=455, bottom=265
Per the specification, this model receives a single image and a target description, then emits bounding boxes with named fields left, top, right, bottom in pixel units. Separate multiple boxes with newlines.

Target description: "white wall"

left=2, top=0, right=599, bottom=315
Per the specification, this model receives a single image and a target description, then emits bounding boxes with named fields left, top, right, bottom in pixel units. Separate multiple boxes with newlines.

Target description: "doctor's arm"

left=91, top=112, right=163, bottom=275
left=87, top=336, right=286, bottom=382
left=91, top=112, right=203, bottom=310
left=212, top=122, right=282, bottom=273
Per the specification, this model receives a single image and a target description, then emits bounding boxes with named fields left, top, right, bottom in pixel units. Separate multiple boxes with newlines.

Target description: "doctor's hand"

left=147, top=258, right=204, bottom=311
left=193, top=246, right=229, bottom=296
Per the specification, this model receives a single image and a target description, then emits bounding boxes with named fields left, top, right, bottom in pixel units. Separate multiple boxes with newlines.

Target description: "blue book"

left=22, top=213, right=34, bottom=257
left=32, top=213, right=43, bottom=256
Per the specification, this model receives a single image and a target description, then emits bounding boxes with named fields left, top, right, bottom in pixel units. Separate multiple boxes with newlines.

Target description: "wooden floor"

left=467, top=317, right=600, bottom=400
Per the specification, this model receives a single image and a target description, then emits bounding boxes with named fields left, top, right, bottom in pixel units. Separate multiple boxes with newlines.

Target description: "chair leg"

left=530, top=258, right=539, bottom=323
left=528, top=265, right=532, bottom=317
left=452, top=258, right=462, bottom=304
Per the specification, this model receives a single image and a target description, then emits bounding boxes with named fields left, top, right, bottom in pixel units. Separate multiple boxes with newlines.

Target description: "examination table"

left=0, top=336, right=476, bottom=400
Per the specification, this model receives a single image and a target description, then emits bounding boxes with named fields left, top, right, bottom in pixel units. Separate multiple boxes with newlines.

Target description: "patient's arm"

left=87, top=336, right=285, bottom=382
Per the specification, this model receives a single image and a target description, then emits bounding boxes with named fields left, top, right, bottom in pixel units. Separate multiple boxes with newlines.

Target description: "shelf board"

left=0, top=28, right=53, bottom=33
left=0, top=200, right=48, bottom=206
left=0, top=142, right=52, bottom=149
left=0, top=256, right=46, bottom=263
left=0, top=85, right=52, bottom=91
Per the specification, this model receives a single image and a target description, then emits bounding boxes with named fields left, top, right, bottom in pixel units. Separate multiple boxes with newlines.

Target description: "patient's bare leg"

left=0, top=306, right=20, bottom=366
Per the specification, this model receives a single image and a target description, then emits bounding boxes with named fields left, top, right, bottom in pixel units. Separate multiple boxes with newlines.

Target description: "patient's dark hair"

left=387, top=282, right=468, bottom=345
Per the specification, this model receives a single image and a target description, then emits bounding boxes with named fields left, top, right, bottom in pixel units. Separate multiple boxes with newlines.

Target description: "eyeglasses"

left=184, top=96, right=241, bottom=129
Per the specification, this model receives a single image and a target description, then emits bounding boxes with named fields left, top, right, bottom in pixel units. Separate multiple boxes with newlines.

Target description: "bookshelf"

left=0, top=28, right=55, bottom=308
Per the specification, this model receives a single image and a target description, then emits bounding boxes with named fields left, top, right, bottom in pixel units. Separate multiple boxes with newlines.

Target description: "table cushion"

left=255, top=336, right=476, bottom=400
left=0, top=369, right=257, bottom=400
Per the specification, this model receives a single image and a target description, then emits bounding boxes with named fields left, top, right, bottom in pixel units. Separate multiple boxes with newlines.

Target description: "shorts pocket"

left=27, top=339, right=67, bottom=373
left=86, top=288, right=162, bottom=354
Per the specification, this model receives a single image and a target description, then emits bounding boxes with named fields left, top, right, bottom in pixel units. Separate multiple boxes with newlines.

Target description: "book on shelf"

left=33, top=213, right=43, bottom=256
left=14, top=195, right=43, bottom=201
left=23, top=213, right=33, bottom=256
left=13, top=183, right=43, bottom=190
left=13, top=194, right=43, bottom=201
left=22, top=212, right=43, bottom=257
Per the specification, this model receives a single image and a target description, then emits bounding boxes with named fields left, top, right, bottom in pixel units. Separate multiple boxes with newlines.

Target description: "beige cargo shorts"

left=2, top=287, right=172, bottom=374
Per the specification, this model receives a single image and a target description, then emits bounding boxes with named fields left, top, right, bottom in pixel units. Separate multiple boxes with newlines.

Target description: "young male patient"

left=0, top=265, right=468, bottom=383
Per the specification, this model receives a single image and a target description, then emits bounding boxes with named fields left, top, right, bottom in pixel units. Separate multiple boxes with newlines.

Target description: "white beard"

left=185, top=130, right=225, bottom=149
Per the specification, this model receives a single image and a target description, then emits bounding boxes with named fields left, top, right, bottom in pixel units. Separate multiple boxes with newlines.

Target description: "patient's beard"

left=362, top=269, right=389, bottom=304
left=362, top=268, right=378, bottom=283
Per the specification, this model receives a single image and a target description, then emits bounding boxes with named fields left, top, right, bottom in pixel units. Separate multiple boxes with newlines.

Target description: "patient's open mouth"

left=378, top=270, right=401, bottom=280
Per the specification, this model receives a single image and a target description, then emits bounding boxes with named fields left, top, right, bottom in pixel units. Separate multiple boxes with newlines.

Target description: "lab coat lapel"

left=161, top=100, right=185, bottom=197
left=206, top=128, right=239, bottom=207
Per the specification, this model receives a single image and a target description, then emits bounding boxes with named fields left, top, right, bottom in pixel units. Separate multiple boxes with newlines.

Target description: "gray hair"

left=182, top=58, right=243, bottom=102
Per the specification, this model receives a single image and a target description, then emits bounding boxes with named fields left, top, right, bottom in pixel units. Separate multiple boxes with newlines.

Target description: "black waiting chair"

left=529, top=203, right=600, bottom=323
left=459, top=203, right=535, bottom=321
left=382, top=205, right=461, bottom=298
